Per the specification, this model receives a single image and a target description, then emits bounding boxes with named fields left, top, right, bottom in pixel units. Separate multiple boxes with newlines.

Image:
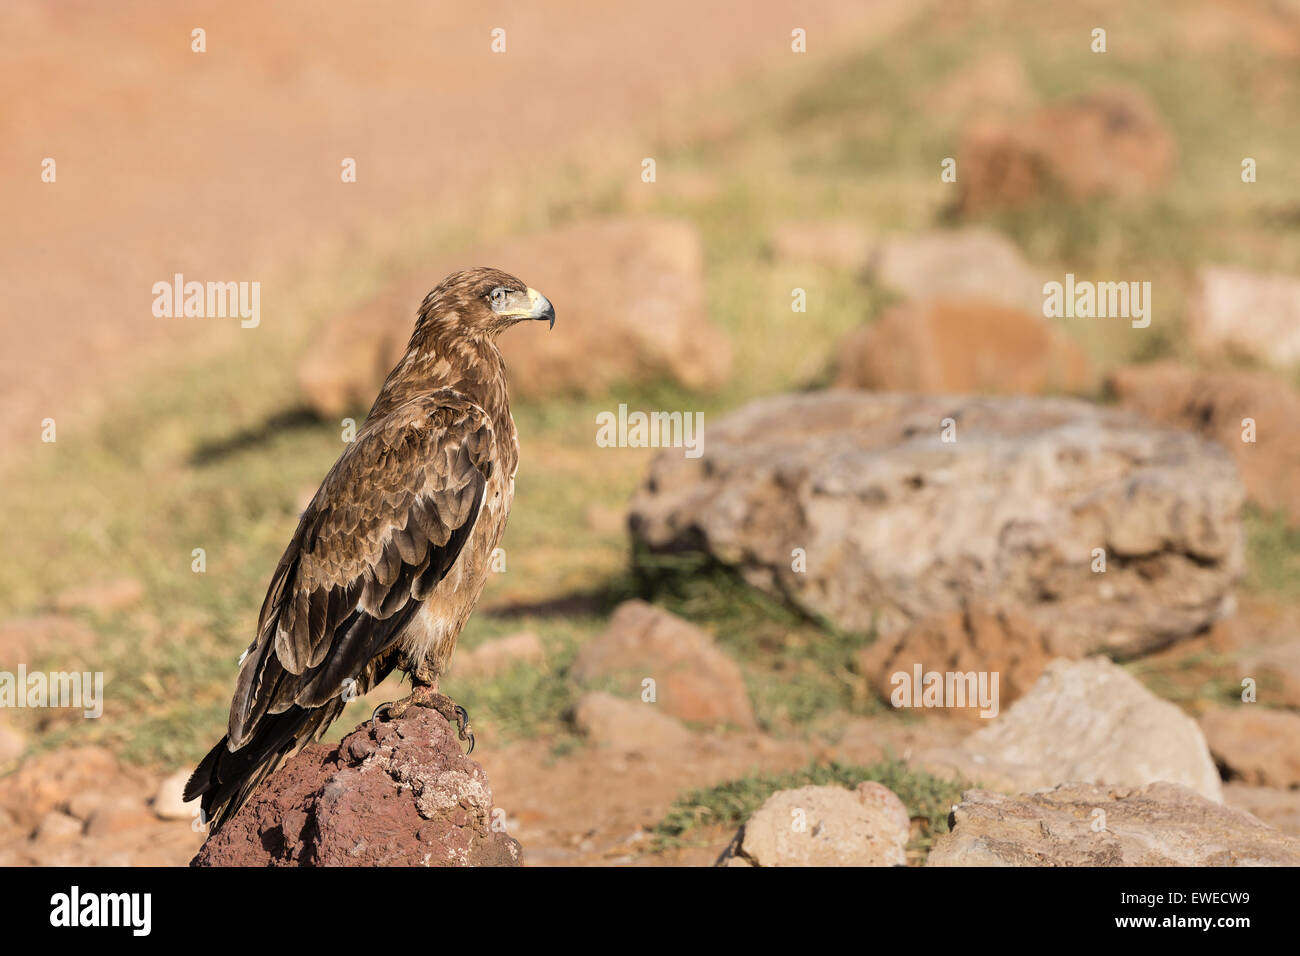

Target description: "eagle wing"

left=227, top=388, right=494, bottom=749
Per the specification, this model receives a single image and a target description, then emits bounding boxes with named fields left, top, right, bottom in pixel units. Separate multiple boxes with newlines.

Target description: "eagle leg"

left=371, top=680, right=475, bottom=755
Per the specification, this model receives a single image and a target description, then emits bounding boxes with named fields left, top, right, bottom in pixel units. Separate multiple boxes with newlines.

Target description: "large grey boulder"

left=915, top=657, right=1224, bottom=802
left=629, top=392, right=1244, bottom=658
left=928, top=782, right=1300, bottom=867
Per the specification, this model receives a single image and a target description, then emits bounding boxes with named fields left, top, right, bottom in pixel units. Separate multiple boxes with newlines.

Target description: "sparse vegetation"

left=651, top=760, right=968, bottom=860
left=3, top=0, right=1298, bottom=777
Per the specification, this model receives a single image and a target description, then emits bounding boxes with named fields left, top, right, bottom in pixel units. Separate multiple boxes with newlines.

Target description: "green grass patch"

left=651, top=759, right=968, bottom=859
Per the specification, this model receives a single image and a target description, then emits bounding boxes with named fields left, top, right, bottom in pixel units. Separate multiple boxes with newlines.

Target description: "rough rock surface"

left=1188, top=266, right=1300, bottom=369
left=716, top=783, right=909, bottom=867
left=299, top=218, right=729, bottom=416
left=571, top=600, right=755, bottom=729
left=1200, top=706, right=1300, bottom=789
left=835, top=299, right=1090, bottom=396
left=629, top=391, right=1244, bottom=658
left=1110, top=360, right=1300, bottom=526
left=191, top=708, right=521, bottom=866
left=928, top=782, right=1300, bottom=866
left=866, top=228, right=1043, bottom=314
left=858, top=601, right=1058, bottom=722
left=916, top=658, right=1224, bottom=802
left=957, top=86, right=1176, bottom=213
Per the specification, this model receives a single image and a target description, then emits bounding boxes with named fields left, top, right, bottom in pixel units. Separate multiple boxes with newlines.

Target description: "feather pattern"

left=186, top=264, right=542, bottom=833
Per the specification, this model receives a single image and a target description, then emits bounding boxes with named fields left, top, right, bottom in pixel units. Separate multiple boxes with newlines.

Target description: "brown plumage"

left=185, top=267, right=555, bottom=832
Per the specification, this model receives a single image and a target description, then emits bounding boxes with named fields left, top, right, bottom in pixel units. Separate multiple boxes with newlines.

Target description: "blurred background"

left=3, top=0, right=1300, bottom=866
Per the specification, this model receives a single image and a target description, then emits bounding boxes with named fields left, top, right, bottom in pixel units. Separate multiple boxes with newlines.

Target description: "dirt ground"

left=0, top=0, right=913, bottom=466
left=0, top=712, right=965, bottom=867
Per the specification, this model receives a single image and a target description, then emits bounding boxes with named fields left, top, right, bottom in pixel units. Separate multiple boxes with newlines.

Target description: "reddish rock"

left=835, top=299, right=1091, bottom=396
left=857, top=601, right=1060, bottom=722
left=1110, top=360, right=1300, bottom=526
left=0, top=746, right=119, bottom=831
left=1200, top=706, right=1300, bottom=789
left=958, top=86, right=1176, bottom=213
left=570, top=690, right=694, bottom=753
left=191, top=707, right=521, bottom=867
left=868, top=228, right=1043, bottom=314
left=83, top=798, right=157, bottom=838
left=572, top=600, right=755, bottom=729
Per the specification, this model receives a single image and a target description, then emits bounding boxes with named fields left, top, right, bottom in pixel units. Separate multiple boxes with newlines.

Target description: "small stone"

left=152, top=769, right=199, bottom=821
left=717, top=784, right=908, bottom=867
left=570, top=691, right=693, bottom=753
left=1200, top=707, right=1300, bottom=789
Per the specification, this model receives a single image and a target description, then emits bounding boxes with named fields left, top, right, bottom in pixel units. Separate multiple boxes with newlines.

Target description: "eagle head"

left=417, top=266, right=555, bottom=339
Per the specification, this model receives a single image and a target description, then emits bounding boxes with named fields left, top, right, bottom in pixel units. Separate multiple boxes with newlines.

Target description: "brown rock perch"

left=191, top=708, right=520, bottom=867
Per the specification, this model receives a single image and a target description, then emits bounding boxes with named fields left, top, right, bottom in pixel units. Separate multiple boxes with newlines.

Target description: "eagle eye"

left=489, top=287, right=509, bottom=310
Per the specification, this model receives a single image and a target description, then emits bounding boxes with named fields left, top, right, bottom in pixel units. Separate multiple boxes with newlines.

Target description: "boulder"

left=928, top=782, right=1300, bottom=866
left=916, top=658, right=1223, bottom=802
left=629, top=392, right=1244, bottom=658
left=191, top=707, right=521, bottom=866
left=957, top=86, right=1176, bottom=213
left=835, top=299, right=1091, bottom=395
left=1110, top=360, right=1300, bottom=526
left=299, top=218, right=728, bottom=416
left=570, top=690, right=694, bottom=753
left=572, top=601, right=755, bottom=729
left=1187, top=266, right=1300, bottom=369
left=867, top=228, right=1043, bottom=314
left=1200, top=706, right=1300, bottom=789
left=858, top=601, right=1058, bottom=722
left=716, top=783, right=909, bottom=867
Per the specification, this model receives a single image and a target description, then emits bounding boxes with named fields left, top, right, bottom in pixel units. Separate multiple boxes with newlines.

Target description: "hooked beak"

left=497, top=287, right=555, bottom=329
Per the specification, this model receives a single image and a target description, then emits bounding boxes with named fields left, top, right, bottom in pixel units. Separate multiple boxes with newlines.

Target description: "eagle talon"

left=455, top=705, right=476, bottom=755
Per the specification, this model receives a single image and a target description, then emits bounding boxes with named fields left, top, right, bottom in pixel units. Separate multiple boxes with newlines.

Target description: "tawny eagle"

left=186, top=267, right=554, bottom=832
